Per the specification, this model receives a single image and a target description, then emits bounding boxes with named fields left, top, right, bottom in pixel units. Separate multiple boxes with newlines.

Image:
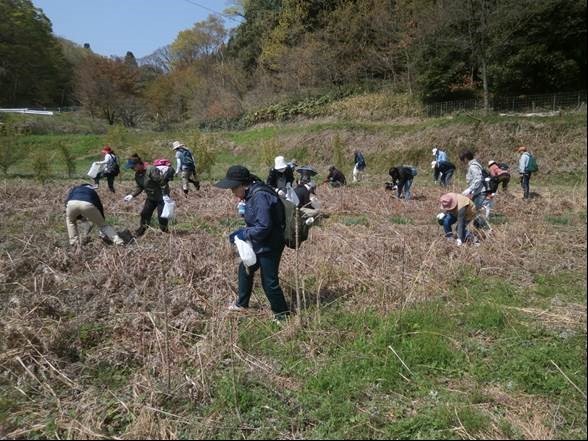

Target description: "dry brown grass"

left=0, top=174, right=586, bottom=439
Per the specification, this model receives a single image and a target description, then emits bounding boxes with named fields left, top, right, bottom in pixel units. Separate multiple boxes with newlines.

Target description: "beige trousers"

left=65, top=201, right=122, bottom=245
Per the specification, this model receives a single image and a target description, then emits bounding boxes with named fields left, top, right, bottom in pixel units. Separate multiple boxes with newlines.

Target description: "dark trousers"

left=95, top=172, right=115, bottom=192
left=237, top=245, right=289, bottom=317
left=137, top=198, right=168, bottom=235
left=490, top=174, right=510, bottom=192
left=520, top=173, right=531, bottom=198
left=440, top=169, right=454, bottom=186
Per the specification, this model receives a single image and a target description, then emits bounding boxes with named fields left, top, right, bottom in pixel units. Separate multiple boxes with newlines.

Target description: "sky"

left=31, top=0, right=240, bottom=59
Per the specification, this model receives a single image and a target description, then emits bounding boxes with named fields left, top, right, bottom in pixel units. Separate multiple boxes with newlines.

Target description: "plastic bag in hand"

left=235, top=237, right=257, bottom=267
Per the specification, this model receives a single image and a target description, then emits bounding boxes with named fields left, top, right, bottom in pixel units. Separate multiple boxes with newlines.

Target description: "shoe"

left=228, top=303, right=245, bottom=312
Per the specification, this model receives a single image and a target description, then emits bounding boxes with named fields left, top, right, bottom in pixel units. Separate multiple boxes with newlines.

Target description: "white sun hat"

left=274, top=155, right=288, bottom=171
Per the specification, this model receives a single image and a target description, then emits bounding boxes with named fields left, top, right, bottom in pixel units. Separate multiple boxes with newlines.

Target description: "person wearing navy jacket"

left=215, top=165, right=289, bottom=320
left=65, top=184, right=124, bottom=246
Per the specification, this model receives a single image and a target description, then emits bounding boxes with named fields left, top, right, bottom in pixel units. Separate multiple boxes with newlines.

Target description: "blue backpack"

left=178, top=148, right=195, bottom=169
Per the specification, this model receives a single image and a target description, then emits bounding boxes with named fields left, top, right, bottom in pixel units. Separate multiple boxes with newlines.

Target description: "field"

left=0, top=113, right=586, bottom=439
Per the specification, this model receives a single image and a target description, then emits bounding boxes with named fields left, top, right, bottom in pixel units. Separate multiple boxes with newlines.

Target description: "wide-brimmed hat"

left=274, top=156, right=288, bottom=171
left=488, top=160, right=497, bottom=167
left=172, top=141, right=185, bottom=150
left=516, top=145, right=527, bottom=153
left=214, top=165, right=252, bottom=189
left=101, top=145, right=112, bottom=154
left=296, top=165, right=317, bottom=176
left=439, top=193, right=458, bottom=211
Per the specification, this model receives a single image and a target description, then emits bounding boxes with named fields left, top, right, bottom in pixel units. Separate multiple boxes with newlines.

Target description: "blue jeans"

left=443, top=213, right=457, bottom=237
left=401, top=179, right=413, bottom=200
left=237, top=245, right=289, bottom=317
left=520, top=173, right=531, bottom=198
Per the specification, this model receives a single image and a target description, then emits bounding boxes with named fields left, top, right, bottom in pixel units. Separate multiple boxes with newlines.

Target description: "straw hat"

left=439, top=193, right=458, bottom=211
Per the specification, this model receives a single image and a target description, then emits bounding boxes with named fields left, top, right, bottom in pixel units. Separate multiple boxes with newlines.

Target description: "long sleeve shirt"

left=518, top=152, right=530, bottom=174
left=451, top=194, right=476, bottom=241
left=489, top=163, right=508, bottom=177
left=242, top=182, right=285, bottom=255
left=435, top=150, right=448, bottom=163
left=132, top=166, right=168, bottom=201
left=463, top=159, right=484, bottom=196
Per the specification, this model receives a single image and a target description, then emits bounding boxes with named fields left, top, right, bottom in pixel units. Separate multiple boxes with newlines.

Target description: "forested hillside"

left=1, top=0, right=586, bottom=126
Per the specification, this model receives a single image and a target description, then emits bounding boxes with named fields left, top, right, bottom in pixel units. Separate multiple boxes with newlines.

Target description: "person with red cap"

left=438, top=192, right=477, bottom=246
left=93, top=145, right=120, bottom=193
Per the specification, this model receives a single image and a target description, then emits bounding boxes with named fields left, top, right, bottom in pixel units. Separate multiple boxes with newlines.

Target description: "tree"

left=0, top=0, right=73, bottom=106
left=171, top=15, right=227, bottom=68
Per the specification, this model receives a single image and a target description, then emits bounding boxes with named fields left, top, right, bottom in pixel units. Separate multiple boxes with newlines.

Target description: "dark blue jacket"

left=242, top=182, right=285, bottom=255
left=66, top=185, right=104, bottom=218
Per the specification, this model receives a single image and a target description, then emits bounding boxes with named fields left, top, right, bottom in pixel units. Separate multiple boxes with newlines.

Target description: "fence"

left=425, top=90, right=587, bottom=117
left=0, top=106, right=81, bottom=115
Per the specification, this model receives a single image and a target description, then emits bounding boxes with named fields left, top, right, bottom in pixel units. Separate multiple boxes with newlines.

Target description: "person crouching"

left=438, top=192, right=477, bottom=246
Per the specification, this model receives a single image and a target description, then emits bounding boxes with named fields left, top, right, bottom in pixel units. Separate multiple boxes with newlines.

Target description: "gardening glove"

left=229, top=228, right=246, bottom=244
left=123, top=194, right=134, bottom=202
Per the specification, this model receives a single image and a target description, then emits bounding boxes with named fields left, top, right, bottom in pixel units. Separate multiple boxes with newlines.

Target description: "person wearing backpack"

left=517, top=146, right=536, bottom=199
left=266, top=155, right=295, bottom=194
left=488, top=160, right=510, bottom=193
left=294, top=180, right=321, bottom=222
left=215, top=165, right=290, bottom=321
left=93, top=145, right=119, bottom=193
left=353, top=150, right=366, bottom=183
left=123, top=154, right=170, bottom=237
left=388, top=166, right=415, bottom=200
left=172, top=141, right=199, bottom=196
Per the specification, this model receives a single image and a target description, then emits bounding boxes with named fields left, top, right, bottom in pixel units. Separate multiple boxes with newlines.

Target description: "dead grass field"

left=0, top=172, right=586, bottom=439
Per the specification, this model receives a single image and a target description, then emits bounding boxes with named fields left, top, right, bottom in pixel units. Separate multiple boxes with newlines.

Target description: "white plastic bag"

left=234, top=237, right=256, bottom=267
left=87, top=162, right=104, bottom=178
left=285, top=183, right=299, bottom=206
left=161, top=198, right=176, bottom=220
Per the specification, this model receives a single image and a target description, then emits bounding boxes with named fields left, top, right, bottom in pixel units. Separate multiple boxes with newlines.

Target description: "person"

left=294, top=180, right=320, bottom=221
left=488, top=160, right=510, bottom=193
left=438, top=192, right=477, bottom=246
left=214, top=165, right=290, bottom=321
left=352, top=150, right=366, bottom=183
left=266, top=155, right=295, bottom=192
left=432, top=148, right=455, bottom=187
left=388, top=166, right=414, bottom=200
left=517, top=146, right=534, bottom=199
left=459, top=149, right=486, bottom=209
left=93, top=145, right=119, bottom=193
left=123, top=154, right=170, bottom=237
left=65, top=183, right=124, bottom=246
left=153, top=158, right=176, bottom=188
left=323, top=165, right=346, bottom=187
left=172, top=141, right=199, bottom=196
left=296, top=165, right=318, bottom=185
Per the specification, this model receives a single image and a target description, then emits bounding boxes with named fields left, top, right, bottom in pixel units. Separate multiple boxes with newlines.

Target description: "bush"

left=59, top=144, right=76, bottom=177
left=31, top=151, right=51, bottom=184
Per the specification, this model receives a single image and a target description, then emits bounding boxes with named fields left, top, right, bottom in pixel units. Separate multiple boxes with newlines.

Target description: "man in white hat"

left=172, top=141, right=199, bottom=196
left=266, top=155, right=294, bottom=193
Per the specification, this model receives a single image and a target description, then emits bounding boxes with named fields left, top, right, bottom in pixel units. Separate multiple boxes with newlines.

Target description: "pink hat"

left=439, top=193, right=458, bottom=211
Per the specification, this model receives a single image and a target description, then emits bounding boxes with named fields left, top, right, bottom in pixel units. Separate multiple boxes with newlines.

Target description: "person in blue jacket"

left=215, top=165, right=290, bottom=321
left=65, top=183, right=124, bottom=246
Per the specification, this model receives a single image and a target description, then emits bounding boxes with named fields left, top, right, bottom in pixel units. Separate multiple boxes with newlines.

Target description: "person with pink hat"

left=438, top=192, right=477, bottom=245
left=92, top=145, right=120, bottom=192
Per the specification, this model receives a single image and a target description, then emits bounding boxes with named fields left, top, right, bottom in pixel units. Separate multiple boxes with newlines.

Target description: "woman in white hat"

left=266, top=155, right=294, bottom=193
left=172, top=141, right=199, bottom=196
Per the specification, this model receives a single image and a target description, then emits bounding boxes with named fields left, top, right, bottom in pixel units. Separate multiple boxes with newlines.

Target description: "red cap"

left=101, top=145, right=113, bottom=154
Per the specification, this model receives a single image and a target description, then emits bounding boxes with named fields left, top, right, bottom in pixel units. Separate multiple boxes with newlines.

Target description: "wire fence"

left=425, top=90, right=587, bottom=117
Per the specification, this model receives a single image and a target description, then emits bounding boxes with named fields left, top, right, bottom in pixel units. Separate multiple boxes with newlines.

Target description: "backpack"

left=252, top=184, right=310, bottom=249
left=498, top=162, right=509, bottom=171
left=178, top=148, right=195, bottom=169
left=480, top=167, right=493, bottom=193
left=404, top=165, right=418, bottom=177
left=525, top=153, right=538, bottom=173
left=106, top=154, right=120, bottom=176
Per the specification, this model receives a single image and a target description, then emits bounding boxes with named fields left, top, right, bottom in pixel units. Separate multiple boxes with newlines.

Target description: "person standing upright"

left=172, top=141, right=199, bottom=196
left=517, top=146, right=536, bottom=199
left=352, top=150, right=366, bottom=183
left=459, top=149, right=486, bottom=209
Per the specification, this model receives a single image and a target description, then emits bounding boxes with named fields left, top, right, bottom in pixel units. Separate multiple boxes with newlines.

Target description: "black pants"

left=237, top=245, right=289, bottom=318
left=520, top=173, right=531, bottom=199
left=95, top=172, right=115, bottom=192
left=440, top=169, right=454, bottom=186
left=137, top=198, right=168, bottom=235
left=490, top=174, right=510, bottom=193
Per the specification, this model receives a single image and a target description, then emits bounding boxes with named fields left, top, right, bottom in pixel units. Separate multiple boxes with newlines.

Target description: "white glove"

left=163, top=195, right=171, bottom=203
left=123, top=194, right=133, bottom=202
left=456, top=239, right=463, bottom=246
left=462, top=189, right=470, bottom=196
left=277, top=189, right=286, bottom=197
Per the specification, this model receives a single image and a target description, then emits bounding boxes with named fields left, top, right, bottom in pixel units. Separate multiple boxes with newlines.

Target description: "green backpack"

left=525, top=153, right=538, bottom=173
left=251, top=184, right=310, bottom=249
